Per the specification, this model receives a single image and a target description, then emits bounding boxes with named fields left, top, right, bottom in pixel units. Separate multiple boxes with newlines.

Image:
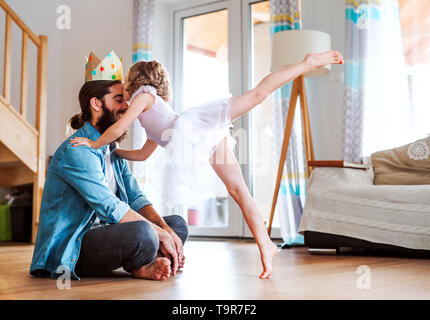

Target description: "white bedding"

left=298, top=167, right=430, bottom=250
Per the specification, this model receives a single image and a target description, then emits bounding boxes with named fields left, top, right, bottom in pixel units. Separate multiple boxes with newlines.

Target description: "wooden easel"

left=267, top=75, right=314, bottom=236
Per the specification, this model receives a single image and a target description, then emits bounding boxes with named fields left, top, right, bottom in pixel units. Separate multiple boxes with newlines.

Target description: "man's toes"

left=163, top=264, right=172, bottom=276
left=158, top=268, right=171, bottom=280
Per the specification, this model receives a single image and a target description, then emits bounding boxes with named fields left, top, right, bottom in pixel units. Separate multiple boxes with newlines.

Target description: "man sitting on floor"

left=30, top=56, right=188, bottom=281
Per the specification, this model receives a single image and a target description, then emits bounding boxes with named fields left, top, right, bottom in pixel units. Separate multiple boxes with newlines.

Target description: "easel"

left=266, top=75, right=314, bottom=236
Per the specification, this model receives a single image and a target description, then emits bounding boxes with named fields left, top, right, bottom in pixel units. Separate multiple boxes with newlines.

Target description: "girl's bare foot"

left=259, top=242, right=279, bottom=279
left=304, top=50, right=344, bottom=71
left=132, top=257, right=171, bottom=280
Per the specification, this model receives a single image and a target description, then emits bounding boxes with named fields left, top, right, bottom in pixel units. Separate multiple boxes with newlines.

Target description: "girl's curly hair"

left=125, top=60, right=170, bottom=102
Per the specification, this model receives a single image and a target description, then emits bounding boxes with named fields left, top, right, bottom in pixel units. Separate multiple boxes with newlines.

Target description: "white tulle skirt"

left=157, top=96, right=236, bottom=208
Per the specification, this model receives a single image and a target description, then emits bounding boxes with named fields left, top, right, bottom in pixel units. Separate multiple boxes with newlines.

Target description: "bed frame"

left=304, top=231, right=430, bottom=258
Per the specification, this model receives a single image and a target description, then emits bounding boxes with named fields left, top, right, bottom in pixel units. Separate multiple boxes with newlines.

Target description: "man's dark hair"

left=69, top=80, right=122, bottom=130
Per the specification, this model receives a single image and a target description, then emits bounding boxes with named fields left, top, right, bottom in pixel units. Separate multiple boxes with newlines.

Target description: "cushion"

left=371, top=137, right=430, bottom=185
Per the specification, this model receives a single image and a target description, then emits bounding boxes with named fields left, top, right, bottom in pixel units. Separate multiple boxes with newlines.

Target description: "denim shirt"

left=30, top=122, right=151, bottom=280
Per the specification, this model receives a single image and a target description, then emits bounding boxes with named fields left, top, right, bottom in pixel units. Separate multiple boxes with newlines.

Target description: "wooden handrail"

left=20, top=32, right=28, bottom=118
left=0, top=0, right=41, bottom=47
left=0, top=0, right=48, bottom=243
left=1, top=0, right=42, bottom=119
left=3, top=12, right=11, bottom=103
left=33, top=35, right=48, bottom=229
left=0, top=95, right=38, bottom=136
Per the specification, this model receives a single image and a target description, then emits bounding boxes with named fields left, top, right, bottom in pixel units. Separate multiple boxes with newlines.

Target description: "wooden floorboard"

left=1, top=239, right=430, bottom=300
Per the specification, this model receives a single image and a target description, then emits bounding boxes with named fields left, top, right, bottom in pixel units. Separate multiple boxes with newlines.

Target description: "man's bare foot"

left=157, top=250, right=185, bottom=271
left=304, top=50, right=344, bottom=71
left=259, top=242, right=279, bottom=279
left=132, top=257, right=171, bottom=281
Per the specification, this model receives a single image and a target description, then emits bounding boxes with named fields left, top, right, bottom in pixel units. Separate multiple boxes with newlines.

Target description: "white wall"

left=164, top=0, right=346, bottom=160
left=302, top=0, right=346, bottom=160
left=5, top=0, right=170, bottom=156
left=4, top=0, right=345, bottom=160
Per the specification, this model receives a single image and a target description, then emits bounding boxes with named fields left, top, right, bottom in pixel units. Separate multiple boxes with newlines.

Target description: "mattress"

left=298, top=167, right=430, bottom=250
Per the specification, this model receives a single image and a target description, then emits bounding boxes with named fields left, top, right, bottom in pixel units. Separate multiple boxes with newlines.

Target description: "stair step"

left=0, top=161, right=21, bottom=167
left=0, top=163, right=33, bottom=189
left=0, top=101, right=37, bottom=173
left=0, top=143, right=19, bottom=163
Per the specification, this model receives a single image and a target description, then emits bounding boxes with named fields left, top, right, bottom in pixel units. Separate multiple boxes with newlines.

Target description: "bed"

left=298, top=167, right=430, bottom=256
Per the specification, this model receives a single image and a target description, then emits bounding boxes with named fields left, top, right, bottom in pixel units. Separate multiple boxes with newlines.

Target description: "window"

left=172, top=0, right=281, bottom=238
left=249, top=1, right=280, bottom=230
left=183, top=10, right=229, bottom=109
left=400, top=0, right=430, bottom=139
left=173, top=1, right=244, bottom=237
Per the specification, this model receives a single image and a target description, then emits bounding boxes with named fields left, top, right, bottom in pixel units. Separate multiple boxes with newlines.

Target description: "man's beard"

left=97, top=103, right=127, bottom=144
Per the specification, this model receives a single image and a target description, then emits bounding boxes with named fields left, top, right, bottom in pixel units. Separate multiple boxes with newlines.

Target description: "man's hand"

left=136, top=205, right=185, bottom=272
left=156, top=228, right=179, bottom=275
left=167, top=230, right=184, bottom=269
left=119, top=210, right=179, bottom=275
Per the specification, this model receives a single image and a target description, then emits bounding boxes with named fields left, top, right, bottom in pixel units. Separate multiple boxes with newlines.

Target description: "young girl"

left=70, top=50, right=344, bottom=279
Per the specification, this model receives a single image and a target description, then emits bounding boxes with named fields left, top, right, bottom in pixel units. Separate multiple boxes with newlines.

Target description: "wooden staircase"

left=0, top=0, right=47, bottom=244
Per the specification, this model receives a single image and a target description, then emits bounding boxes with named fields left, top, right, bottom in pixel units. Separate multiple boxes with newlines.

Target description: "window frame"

left=169, top=0, right=282, bottom=239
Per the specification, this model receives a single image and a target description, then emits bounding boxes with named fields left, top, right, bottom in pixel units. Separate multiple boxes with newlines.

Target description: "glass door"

left=242, top=0, right=282, bottom=238
left=173, top=1, right=244, bottom=237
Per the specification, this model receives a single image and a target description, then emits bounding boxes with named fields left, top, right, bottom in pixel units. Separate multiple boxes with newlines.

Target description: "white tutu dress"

left=131, top=85, right=236, bottom=208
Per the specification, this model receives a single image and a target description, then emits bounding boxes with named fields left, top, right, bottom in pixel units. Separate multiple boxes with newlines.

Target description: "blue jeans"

left=75, top=215, right=188, bottom=277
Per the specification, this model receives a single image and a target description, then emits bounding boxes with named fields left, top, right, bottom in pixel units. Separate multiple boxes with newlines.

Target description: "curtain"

left=399, top=0, right=430, bottom=141
left=132, top=0, right=154, bottom=63
left=270, top=0, right=306, bottom=246
left=343, top=0, right=411, bottom=162
left=131, top=0, right=168, bottom=213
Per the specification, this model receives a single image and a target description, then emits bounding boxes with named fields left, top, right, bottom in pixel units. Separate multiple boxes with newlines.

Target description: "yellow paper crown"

left=85, top=50, right=123, bottom=82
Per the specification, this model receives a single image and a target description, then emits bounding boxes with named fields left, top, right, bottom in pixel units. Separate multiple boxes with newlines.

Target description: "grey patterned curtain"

left=343, top=0, right=411, bottom=161
left=270, top=0, right=306, bottom=245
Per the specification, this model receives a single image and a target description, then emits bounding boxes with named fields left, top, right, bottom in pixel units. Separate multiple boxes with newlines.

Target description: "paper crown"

left=85, top=51, right=123, bottom=82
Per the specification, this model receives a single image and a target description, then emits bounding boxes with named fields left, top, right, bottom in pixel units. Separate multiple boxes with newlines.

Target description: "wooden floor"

left=1, top=239, right=430, bottom=300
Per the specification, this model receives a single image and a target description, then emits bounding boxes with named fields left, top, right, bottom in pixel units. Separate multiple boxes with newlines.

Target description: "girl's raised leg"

left=209, top=138, right=278, bottom=279
left=229, top=50, right=343, bottom=122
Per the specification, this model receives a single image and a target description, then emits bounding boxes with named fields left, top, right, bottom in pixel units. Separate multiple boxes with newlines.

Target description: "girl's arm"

left=69, top=93, right=155, bottom=149
left=114, top=138, right=158, bottom=161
